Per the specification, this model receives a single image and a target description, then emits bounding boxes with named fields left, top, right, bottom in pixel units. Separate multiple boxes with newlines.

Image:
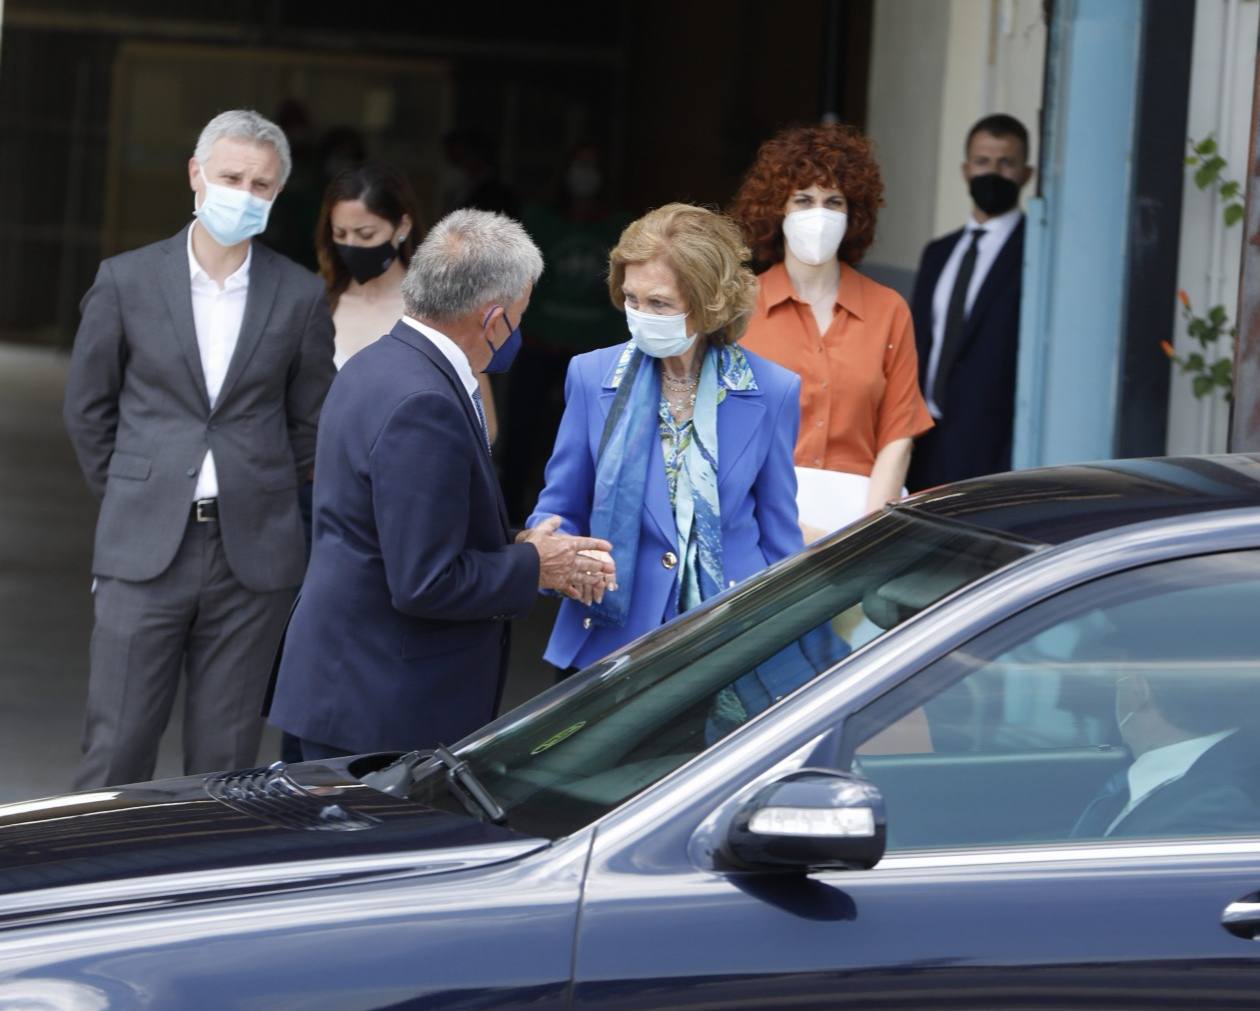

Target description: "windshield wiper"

left=363, top=744, right=506, bottom=825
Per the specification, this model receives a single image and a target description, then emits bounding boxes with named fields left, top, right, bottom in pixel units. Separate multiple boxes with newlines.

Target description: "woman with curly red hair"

left=731, top=123, right=932, bottom=536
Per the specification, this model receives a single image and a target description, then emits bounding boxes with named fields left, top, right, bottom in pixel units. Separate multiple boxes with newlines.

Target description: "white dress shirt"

left=188, top=227, right=251, bottom=500
left=1106, top=728, right=1236, bottom=834
left=924, top=207, right=1023, bottom=417
left=398, top=316, right=480, bottom=401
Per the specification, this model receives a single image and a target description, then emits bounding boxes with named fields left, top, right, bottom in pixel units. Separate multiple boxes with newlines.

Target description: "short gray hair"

left=193, top=110, right=292, bottom=187
left=402, top=209, right=544, bottom=323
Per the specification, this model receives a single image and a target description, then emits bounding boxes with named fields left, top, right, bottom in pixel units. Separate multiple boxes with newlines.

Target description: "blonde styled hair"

left=607, top=203, right=757, bottom=345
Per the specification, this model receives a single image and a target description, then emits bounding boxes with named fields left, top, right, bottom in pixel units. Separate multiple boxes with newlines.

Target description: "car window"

left=391, top=511, right=1033, bottom=839
left=839, top=550, right=1260, bottom=852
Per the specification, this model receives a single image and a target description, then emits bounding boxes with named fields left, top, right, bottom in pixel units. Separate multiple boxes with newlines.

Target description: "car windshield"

left=392, top=510, right=1035, bottom=838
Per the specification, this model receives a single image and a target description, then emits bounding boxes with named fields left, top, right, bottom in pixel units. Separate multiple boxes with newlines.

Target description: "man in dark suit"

left=63, top=110, right=336, bottom=787
left=267, top=209, right=615, bottom=761
left=907, top=114, right=1034, bottom=491
left=1073, top=670, right=1260, bottom=839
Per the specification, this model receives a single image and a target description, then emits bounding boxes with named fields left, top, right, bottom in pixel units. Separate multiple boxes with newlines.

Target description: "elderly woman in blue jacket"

left=527, top=202, right=803, bottom=676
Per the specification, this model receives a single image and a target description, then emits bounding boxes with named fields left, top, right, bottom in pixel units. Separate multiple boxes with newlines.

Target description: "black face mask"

left=334, top=239, right=398, bottom=285
left=968, top=173, right=1021, bottom=216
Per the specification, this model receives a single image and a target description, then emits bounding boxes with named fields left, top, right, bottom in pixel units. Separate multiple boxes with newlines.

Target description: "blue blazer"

left=529, top=342, right=803, bottom=671
left=907, top=218, right=1024, bottom=490
left=267, top=321, right=539, bottom=754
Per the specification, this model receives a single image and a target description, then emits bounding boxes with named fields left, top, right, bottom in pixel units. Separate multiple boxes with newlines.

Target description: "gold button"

left=582, top=616, right=593, bottom=630
left=662, top=551, right=678, bottom=570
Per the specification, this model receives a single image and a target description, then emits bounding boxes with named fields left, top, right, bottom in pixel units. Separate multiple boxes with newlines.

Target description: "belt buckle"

left=195, top=499, right=214, bottom=523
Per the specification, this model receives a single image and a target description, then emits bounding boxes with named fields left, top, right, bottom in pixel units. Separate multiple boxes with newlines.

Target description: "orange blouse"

left=741, top=262, right=933, bottom=477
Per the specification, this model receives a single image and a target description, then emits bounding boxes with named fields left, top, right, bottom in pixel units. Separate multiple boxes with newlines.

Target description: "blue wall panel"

left=1014, top=0, right=1144, bottom=468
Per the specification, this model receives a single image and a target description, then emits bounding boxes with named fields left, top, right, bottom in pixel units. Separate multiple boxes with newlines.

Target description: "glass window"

left=376, top=512, right=1032, bottom=838
left=840, top=551, right=1260, bottom=852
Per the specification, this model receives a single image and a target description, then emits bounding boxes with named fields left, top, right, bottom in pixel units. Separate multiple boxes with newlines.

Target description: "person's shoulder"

left=567, top=341, right=632, bottom=382
left=101, top=228, right=186, bottom=275
left=737, top=345, right=800, bottom=397
left=337, top=340, right=456, bottom=422
left=254, top=241, right=325, bottom=297
left=848, top=264, right=912, bottom=320
left=923, top=226, right=966, bottom=257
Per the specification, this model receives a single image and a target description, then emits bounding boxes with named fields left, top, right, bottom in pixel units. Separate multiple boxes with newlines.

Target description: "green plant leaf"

left=1197, top=155, right=1227, bottom=186
left=1195, top=136, right=1218, bottom=155
left=1220, top=180, right=1241, bottom=199
left=1225, top=203, right=1245, bottom=227
left=1186, top=352, right=1205, bottom=370
left=1193, top=375, right=1214, bottom=397
left=1209, top=304, right=1228, bottom=326
left=1185, top=155, right=1199, bottom=167
left=1212, top=359, right=1234, bottom=382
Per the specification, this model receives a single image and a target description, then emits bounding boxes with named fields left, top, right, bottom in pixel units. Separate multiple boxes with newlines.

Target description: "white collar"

left=966, top=206, right=1022, bottom=246
left=400, top=316, right=479, bottom=397
left=1125, top=728, right=1236, bottom=811
left=187, top=224, right=251, bottom=288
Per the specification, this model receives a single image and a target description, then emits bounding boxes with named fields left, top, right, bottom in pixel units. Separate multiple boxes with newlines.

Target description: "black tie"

left=932, top=228, right=986, bottom=410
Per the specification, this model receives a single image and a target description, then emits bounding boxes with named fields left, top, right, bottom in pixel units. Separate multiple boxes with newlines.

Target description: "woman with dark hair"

left=730, top=124, right=931, bottom=535
left=316, top=161, right=497, bottom=435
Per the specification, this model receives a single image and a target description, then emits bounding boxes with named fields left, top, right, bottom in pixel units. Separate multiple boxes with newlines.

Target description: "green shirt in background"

left=522, top=202, right=632, bottom=354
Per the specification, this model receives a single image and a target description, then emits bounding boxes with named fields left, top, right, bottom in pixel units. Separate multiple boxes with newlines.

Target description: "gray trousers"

left=75, top=517, right=293, bottom=789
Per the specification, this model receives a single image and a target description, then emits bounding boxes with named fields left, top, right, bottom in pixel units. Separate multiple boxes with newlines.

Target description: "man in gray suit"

left=64, top=109, right=335, bottom=788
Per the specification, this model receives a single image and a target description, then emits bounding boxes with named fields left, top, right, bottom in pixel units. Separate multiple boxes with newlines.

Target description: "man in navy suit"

left=907, top=114, right=1034, bottom=491
left=267, top=209, right=614, bottom=760
left=1072, top=669, right=1260, bottom=840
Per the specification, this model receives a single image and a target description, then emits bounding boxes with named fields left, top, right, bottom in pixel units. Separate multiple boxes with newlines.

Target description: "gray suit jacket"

left=63, top=226, right=335, bottom=592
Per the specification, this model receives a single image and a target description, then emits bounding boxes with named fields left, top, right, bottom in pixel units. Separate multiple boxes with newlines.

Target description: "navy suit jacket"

left=1072, top=730, right=1260, bottom=839
left=906, top=218, right=1024, bottom=491
left=267, top=320, right=539, bottom=754
left=528, top=342, right=803, bottom=671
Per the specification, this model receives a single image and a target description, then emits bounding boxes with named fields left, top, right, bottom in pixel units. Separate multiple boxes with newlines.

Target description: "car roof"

left=899, top=454, right=1260, bottom=546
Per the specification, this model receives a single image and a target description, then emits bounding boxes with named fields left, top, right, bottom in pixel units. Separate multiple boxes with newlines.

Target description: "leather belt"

left=192, top=498, right=219, bottom=523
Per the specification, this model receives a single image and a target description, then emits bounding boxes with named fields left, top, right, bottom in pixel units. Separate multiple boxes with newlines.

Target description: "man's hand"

left=518, top=516, right=616, bottom=601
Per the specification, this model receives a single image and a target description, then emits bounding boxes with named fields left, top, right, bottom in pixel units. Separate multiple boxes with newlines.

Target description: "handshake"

left=517, top=515, right=618, bottom=606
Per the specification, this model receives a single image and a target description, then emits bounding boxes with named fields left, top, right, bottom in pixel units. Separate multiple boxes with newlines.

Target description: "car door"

left=570, top=549, right=1260, bottom=1010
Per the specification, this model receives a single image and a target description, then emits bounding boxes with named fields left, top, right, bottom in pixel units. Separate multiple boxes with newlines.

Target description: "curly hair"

left=730, top=123, right=884, bottom=267
left=607, top=203, right=758, bottom=346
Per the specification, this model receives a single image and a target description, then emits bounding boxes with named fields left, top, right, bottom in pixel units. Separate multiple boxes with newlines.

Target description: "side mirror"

left=719, top=768, right=886, bottom=873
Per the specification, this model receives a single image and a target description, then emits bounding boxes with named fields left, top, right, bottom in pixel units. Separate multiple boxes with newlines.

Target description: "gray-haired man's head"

left=187, top=111, right=291, bottom=243
left=194, top=110, right=292, bottom=186
left=402, top=209, right=543, bottom=324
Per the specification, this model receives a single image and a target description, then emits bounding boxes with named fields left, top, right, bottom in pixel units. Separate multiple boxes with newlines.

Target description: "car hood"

left=0, top=757, right=546, bottom=929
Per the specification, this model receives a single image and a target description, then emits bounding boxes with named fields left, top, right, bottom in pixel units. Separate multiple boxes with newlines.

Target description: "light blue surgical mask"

left=193, top=178, right=274, bottom=247
left=625, top=305, right=697, bottom=359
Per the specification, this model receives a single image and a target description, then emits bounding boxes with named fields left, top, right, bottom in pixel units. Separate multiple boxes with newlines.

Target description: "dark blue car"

left=2, top=454, right=1260, bottom=1009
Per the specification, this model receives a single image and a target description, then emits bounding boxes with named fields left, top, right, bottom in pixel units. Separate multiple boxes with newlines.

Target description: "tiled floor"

left=0, top=342, right=557, bottom=804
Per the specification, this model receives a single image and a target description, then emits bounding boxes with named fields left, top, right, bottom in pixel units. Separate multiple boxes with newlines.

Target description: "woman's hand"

left=518, top=516, right=617, bottom=602
left=570, top=549, right=617, bottom=605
